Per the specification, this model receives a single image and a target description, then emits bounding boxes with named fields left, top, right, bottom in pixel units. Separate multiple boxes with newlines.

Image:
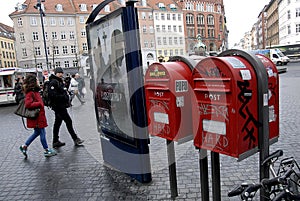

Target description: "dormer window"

left=169, top=4, right=177, bottom=11
left=92, top=4, right=98, bottom=10
left=79, top=4, right=87, bottom=11
left=56, top=4, right=63, bottom=11
left=158, top=3, right=166, bottom=10
left=104, top=5, right=110, bottom=12
left=15, top=3, right=28, bottom=11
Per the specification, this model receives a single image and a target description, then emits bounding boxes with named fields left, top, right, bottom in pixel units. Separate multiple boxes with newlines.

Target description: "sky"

left=2, top=0, right=270, bottom=48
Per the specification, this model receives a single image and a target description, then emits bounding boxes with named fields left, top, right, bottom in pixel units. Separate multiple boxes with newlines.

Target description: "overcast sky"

left=2, top=0, right=270, bottom=48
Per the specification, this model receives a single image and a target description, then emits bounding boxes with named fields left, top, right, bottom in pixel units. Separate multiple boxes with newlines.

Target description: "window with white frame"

left=71, top=45, right=76, bottom=53
left=178, top=14, right=182, bottom=21
left=50, top=17, right=56, bottom=26
left=82, top=43, right=88, bottom=51
left=43, top=18, right=47, bottom=26
left=288, top=10, right=291, bottom=19
left=73, top=60, right=78, bottom=67
left=158, top=50, right=162, bottom=55
left=207, top=15, right=214, bottom=25
left=45, top=32, right=48, bottom=40
left=47, top=47, right=50, bottom=55
left=149, top=13, right=153, bottom=20
left=17, top=18, right=23, bottom=27
left=79, top=4, right=87, bottom=11
left=175, top=49, right=178, bottom=55
left=164, top=50, right=167, bottom=56
left=31, top=17, right=37, bottom=26
left=64, top=61, right=70, bottom=68
left=163, top=37, right=167, bottom=45
left=186, top=14, right=194, bottom=25
left=79, top=16, right=85, bottom=24
left=52, top=32, right=57, bottom=40
left=104, top=5, right=110, bottom=12
left=180, top=37, right=183, bottom=45
left=33, top=32, right=39, bottom=41
left=20, top=33, right=25, bottom=42
left=162, top=25, right=166, bottom=32
left=53, top=46, right=59, bottom=55
left=169, top=37, right=172, bottom=45
left=59, top=17, right=65, bottom=26
left=62, top=46, right=68, bottom=54
left=70, top=31, right=75, bottom=40
left=150, top=40, right=154, bottom=47
left=174, top=37, right=178, bottom=45
left=142, top=25, right=147, bottom=33
left=35, top=47, right=41, bottom=56
left=197, top=14, right=205, bottom=25
left=167, top=13, right=170, bottom=20
left=173, top=25, right=177, bottom=32
left=288, top=25, right=291, bottom=34
left=172, top=14, right=176, bottom=21
left=149, top=26, right=154, bottom=33
left=161, top=13, right=165, bottom=20
left=186, top=2, right=194, bottom=10
left=36, top=63, right=42, bottom=69
left=144, top=41, right=148, bottom=48
left=180, top=49, right=184, bottom=55
left=207, top=3, right=214, bottom=12
left=168, top=25, right=171, bottom=32
left=157, top=37, right=162, bottom=45
left=141, top=12, right=146, bottom=19
left=61, top=31, right=66, bottom=40
left=296, top=8, right=300, bottom=17
left=67, top=18, right=74, bottom=26
left=156, top=25, right=160, bottom=32
left=155, top=13, right=159, bottom=20
left=22, top=48, right=27, bottom=57
left=296, top=24, right=300, bottom=33
left=179, top=25, right=183, bottom=32
left=170, top=49, right=173, bottom=56
left=55, top=61, right=61, bottom=67
left=81, top=29, right=86, bottom=37
left=56, top=4, right=63, bottom=11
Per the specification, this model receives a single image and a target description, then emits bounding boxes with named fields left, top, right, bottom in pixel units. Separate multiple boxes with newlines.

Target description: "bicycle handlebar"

left=228, top=185, right=245, bottom=197
left=273, top=189, right=300, bottom=201
left=241, top=184, right=262, bottom=199
left=261, top=169, right=294, bottom=188
left=262, top=150, right=283, bottom=166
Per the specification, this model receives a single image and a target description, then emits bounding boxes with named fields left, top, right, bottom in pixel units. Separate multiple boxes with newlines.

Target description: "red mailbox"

left=192, top=56, right=260, bottom=159
left=145, top=62, right=193, bottom=141
left=256, top=54, right=279, bottom=142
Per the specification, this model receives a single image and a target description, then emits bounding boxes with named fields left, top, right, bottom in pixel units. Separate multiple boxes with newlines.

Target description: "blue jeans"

left=25, top=128, right=48, bottom=150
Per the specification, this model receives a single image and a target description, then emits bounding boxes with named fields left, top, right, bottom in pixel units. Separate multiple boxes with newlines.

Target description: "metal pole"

left=199, top=149, right=209, bottom=201
left=166, top=140, right=178, bottom=198
left=211, top=152, right=221, bottom=201
left=37, top=0, right=49, bottom=72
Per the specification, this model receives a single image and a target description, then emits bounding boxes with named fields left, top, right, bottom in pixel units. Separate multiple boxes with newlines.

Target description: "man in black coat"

left=48, top=67, right=84, bottom=148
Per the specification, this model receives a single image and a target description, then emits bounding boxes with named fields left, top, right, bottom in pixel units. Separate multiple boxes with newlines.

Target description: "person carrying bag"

left=18, top=74, right=57, bottom=158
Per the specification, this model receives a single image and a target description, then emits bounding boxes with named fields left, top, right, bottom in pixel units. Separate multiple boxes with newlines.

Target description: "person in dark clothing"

left=48, top=67, right=84, bottom=148
left=13, top=78, right=25, bottom=104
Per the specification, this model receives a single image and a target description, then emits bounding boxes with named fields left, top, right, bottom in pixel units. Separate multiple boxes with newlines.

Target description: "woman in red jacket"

left=19, top=74, right=57, bottom=158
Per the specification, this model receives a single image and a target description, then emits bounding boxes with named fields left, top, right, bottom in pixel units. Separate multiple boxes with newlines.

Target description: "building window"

left=288, top=10, right=291, bottom=19
left=35, top=47, right=41, bottom=56
left=162, top=25, right=166, bottom=32
left=82, top=43, right=88, bottom=51
left=157, top=37, right=162, bottom=45
left=67, top=18, right=74, bottom=26
left=296, top=8, right=300, bottom=17
left=208, top=29, right=215, bottom=37
left=180, top=37, right=183, bottom=45
left=81, top=29, right=86, bottom=37
left=20, top=33, right=25, bottom=42
left=61, top=31, right=66, bottom=40
left=207, top=15, right=215, bottom=25
left=33, top=32, right=39, bottom=41
left=178, top=14, right=182, bottom=21
left=149, top=26, right=154, bottom=33
left=70, top=31, right=75, bottom=40
left=55, top=61, right=61, bottom=67
left=288, top=25, right=291, bottom=34
left=179, top=25, right=183, bottom=32
left=53, top=46, right=59, bottom=55
left=71, top=45, right=76, bottom=53
left=52, top=32, right=57, bottom=40
left=164, top=50, right=168, bottom=56
left=62, top=46, right=68, bottom=54
left=161, top=13, right=165, bottom=20
left=172, top=14, right=176, bottom=21
left=47, top=47, right=50, bottom=55
left=50, top=17, right=56, bottom=26
left=142, top=25, right=147, bottom=33
left=173, top=25, right=177, bottom=32
left=158, top=50, right=162, bottom=55
left=22, top=48, right=27, bottom=57
left=141, top=12, right=146, bottom=19
left=155, top=13, right=159, bottom=20
left=174, top=37, right=178, bottom=45
left=296, top=24, right=300, bottom=33
left=56, top=4, right=63, bottom=11
left=168, top=25, right=172, bottom=32
left=185, top=2, right=194, bottom=10
left=73, top=60, right=78, bottom=67
left=169, top=37, right=172, bottom=45
left=156, top=25, right=160, bottom=32
left=64, top=61, right=70, bottom=68
left=144, top=41, right=148, bottom=48
left=30, top=17, right=37, bottom=26
left=163, top=37, right=167, bottom=45
left=17, top=18, right=23, bottom=27
left=36, top=63, right=43, bottom=69
left=104, top=5, right=110, bottom=12
left=197, top=14, right=205, bottom=25
left=79, top=16, right=85, bottom=24
left=79, top=4, right=87, bottom=11
left=167, top=13, right=171, bottom=20
left=207, top=3, right=214, bottom=12
left=149, top=13, right=153, bottom=20
left=59, top=17, right=65, bottom=26
left=186, top=14, right=194, bottom=25
left=170, top=49, right=173, bottom=56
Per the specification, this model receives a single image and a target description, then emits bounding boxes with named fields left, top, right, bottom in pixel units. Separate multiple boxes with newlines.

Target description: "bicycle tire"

left=289, top=171, right=300, bottom=194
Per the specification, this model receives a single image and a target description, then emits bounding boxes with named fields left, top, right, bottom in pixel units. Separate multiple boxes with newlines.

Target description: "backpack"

left=42, top=81, right=52, bottom=107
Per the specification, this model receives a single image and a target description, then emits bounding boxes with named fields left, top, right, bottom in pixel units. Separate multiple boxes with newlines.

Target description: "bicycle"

left=228, top=150, right=300, bottom=200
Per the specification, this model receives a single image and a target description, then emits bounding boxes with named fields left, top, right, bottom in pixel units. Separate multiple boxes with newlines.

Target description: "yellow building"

left=0, top=23, right=17, bottom=68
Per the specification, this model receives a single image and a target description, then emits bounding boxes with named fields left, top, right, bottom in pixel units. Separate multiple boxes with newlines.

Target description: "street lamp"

left=34, top=0, right=49, bottom=72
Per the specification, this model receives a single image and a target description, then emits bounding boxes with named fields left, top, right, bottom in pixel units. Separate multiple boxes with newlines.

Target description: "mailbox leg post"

left=211, top=152, right=221, bottom=201
left=166, top=140, right=178, bottom=198
left=199, top=149, right=209, bottom=201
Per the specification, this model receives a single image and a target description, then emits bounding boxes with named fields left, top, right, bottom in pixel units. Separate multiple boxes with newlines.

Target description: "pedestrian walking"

left=19, top=74, right=57, bottom=158
left=13, top=77, right=25, bottom=104
left=75, top=73, right=86, bottom=98
left=69, top=74, right=85, bottom=105
left=48, top=67, right=84, bottom=148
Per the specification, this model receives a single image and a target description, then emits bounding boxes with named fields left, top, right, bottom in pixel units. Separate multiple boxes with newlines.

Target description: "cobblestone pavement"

left=0, top=65, right=299, bottom=201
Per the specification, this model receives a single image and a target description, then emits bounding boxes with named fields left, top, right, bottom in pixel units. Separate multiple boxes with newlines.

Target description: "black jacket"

left=48, top=74, right=70, bottom=109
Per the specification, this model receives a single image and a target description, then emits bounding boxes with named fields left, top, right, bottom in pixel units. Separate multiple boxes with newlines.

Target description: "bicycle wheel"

left=289, top=172, right=300, bottom=194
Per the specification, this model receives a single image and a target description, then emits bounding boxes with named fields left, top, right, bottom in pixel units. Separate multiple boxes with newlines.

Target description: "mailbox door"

left=193, top=57, right=259, bottom=158
left=256, top=54, right=279, bottom=142
left=145, top=62, right=193, bottom=141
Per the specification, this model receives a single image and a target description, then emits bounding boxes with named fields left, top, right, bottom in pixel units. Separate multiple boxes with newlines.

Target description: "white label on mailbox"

left=176, top=96, right=184, bottom=107
left=223, top=57, right=246, bottom=68
left=154, top=112, right=169, bottom=124
left=203, top=119, right=226, bottom=135
left=240, top=70, right=252, bottom=80
left=175, top=80, right=188, bottom=92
